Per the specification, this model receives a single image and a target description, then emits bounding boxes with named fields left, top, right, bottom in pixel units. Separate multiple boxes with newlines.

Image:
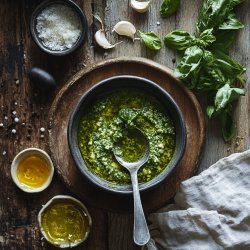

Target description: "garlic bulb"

left=112, top=21, right=137, bottom=41
left=130, top=0, right=151, bottom=13
left=93, top=15, right=122, bottom=49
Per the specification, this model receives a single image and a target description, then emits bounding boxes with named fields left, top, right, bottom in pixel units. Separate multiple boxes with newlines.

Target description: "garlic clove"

left=93, top=14, right=122, bottom=49
left=95, top=30, right=122, bottom=49
left=130, top=0, right=151, bottom=13
left=112, top=21, right=137, bottom=41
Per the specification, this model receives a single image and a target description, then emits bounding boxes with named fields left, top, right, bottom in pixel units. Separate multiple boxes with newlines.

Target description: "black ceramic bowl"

left=30, top=0, right=87, bottom=56
left=68, top=76, right=186, bottom=194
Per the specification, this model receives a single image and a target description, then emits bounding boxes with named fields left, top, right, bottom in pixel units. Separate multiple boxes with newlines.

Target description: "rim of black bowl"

left=30, top=0, right=87, bottom=56
left=68, top=75, right=187, bottom=194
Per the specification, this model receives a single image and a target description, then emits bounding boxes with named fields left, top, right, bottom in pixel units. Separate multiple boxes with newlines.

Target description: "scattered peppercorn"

left=40, top=127, right=45, bottom=133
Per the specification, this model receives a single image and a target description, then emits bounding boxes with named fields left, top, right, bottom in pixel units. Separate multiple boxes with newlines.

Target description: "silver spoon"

left=113, top=127, right=150, bottom=246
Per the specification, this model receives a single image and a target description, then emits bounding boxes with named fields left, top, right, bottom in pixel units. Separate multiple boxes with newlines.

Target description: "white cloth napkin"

left=144, top=150, right=250, bottom=250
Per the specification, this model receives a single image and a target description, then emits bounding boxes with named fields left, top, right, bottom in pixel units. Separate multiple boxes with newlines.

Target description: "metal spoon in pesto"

left=113, top=127, right=150, bottom=246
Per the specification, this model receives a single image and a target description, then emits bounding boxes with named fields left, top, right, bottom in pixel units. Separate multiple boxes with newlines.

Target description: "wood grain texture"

left=48, top=57, right=205, bottom=212
left=0, top=0, right=249, bottom=249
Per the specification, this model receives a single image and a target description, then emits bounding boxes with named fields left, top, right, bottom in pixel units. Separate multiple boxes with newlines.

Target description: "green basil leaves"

left=219, top=13, right=244, bottom=30
left=174, top=46, right=203, bottom=86
left=138, top=31, right=162, bottom=50
left=164, top=30, right=196, bottom=51
left=160, top=0, right=180, bottom=18
left=164, top=0, right=245, bottom=141
left=197, top=0, right=244, bottom=32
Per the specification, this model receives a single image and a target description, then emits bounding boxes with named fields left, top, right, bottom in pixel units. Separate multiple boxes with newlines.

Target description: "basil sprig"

left=197, top=0, right=244, bottom=32
left=164, top=0, right=245, bottom=141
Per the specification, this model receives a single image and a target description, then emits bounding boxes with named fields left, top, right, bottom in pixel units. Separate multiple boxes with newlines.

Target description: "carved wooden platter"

left=48, top=57, right=205, bottom=213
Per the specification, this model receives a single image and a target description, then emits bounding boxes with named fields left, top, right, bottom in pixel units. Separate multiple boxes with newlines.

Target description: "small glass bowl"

left=11, top=148, right=54, bottom=193
left=30, top=0, right=87, bottom=56
left=38, top=195, right=92, bottom=248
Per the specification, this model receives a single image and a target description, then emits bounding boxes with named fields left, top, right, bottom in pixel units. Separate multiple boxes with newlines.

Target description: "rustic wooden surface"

left=0, top=0, right=249, bottom=249
left=48, top=57, right=205, bottom=213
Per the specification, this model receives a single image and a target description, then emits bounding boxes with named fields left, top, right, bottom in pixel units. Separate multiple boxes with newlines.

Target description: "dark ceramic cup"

left=30, top=0, right=87, bottom=56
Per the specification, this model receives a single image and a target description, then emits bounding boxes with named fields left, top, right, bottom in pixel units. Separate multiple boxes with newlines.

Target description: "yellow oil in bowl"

left=38, top=195, right=92, bottom=248
left=11, top=148, right=54, bottom=193
left=17, top=154, right=50, bottom=188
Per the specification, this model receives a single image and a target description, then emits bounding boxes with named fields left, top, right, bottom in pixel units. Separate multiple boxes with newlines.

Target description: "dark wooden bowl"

left=67, top=75, right=186, bottom=194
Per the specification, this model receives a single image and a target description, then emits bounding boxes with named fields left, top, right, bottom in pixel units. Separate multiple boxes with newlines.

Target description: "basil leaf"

left=203, top=49, right=215, bottom=63
left=138, top=31, right=162, bottom=51
left=220, top=108, right=235, bottom=142
left=198, top=68, right=229, bottom=91
left=219, top=13, right=244, bottom=30
left=197, top=49, right=245, bottom=91
left=206, top=105, right=216, bottom=119
left=213, top=50, right=246, bottom=81
left=174, top=46, right=203, bottom=88
left=197, top=0, right=244, bottom=32
left=211, top=30, right=236, bottom=53
left=160, top=0, right=180, bottom=18
left=164, top=29, right=215, bottom=51
left=196, top=28, right=216, bottom=47
left=214, top=83, right=245, bottom=112
left=164, top=30, right=195, bottom=51
left=198, top=52, right=224, bottom=91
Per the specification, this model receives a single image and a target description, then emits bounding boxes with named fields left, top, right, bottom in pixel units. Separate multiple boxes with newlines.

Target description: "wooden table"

left=0, top=0, right=249, bottom=249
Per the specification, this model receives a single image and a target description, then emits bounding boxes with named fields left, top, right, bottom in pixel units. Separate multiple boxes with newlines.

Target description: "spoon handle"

left=131, top=171, right=150, bottom=246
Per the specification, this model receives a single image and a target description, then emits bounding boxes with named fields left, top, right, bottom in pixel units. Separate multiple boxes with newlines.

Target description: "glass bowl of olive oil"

left=38, top=195, right=92, bottom=248
left=11, top=148, right=54, bottom=193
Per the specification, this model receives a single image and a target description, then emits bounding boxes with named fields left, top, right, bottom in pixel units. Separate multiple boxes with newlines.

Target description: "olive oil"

left=16, top=154, right=50, bottom=188
left=41, top=201, right=90, bottom=245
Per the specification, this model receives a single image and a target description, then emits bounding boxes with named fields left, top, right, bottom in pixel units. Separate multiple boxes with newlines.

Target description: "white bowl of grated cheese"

left=30, top=0, right=87, bottom=56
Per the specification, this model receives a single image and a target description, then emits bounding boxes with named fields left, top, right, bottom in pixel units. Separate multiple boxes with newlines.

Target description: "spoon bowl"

left=113, top=127, right=150, bottom=246
left=113, top=127, right=150, bottom=170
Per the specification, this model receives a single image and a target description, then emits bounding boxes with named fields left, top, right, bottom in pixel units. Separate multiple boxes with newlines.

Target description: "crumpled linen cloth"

left=144, top=150, right=250, bottom=250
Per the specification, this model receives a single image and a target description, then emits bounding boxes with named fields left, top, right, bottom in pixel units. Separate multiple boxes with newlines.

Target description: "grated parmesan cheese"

left=36, top=4, right=82, bottom=51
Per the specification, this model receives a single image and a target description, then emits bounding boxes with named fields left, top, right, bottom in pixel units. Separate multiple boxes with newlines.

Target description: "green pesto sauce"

left=78, top=89, right=175, bottom=185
